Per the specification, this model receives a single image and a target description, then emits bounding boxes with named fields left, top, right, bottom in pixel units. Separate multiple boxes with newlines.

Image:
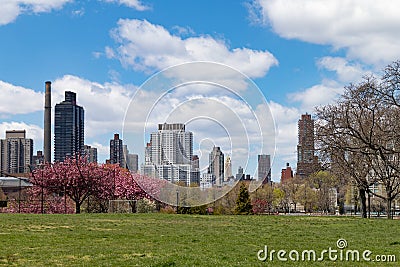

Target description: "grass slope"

left=0, top=214, right=399, bottom=266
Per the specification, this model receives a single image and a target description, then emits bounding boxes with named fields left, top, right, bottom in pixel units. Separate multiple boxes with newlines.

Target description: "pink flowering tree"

left=99, top=164, right=145, bottom=212
left=112, top=167, right=170, bottom=212
left=3, top=165, right=75, bottom=214
left=5, top=186, right=75, bottom=214
left=26, top=156, right=170, bottom=214
left=31, top=156, right=108, bottom=214
left=132, top=174, right=168, bottom=202
left=251, top=198, right=268, bottom=215
left=113, top=168, right=148, bottom=200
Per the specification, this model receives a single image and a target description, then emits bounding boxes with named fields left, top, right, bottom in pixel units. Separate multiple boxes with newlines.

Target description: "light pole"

left=18, top=177, right=21, bottom=213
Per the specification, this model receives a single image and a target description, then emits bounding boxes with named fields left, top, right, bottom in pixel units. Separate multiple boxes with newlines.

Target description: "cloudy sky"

left=1, top=0, right=399, bottom=181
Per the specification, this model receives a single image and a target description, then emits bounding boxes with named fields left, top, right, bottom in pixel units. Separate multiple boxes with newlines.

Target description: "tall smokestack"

left=44, top=81, right=51, bottom=163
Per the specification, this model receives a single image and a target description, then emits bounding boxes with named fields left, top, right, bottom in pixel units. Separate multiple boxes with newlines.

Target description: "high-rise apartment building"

left=122, top=144, right=138, bottom=172
left=54, top=91, right=84, bottom=162
left=150, top=123, right=193, bottom=165
left=141, top=123, right=198, bottom=185
left=208, top=146, right=224, bottom=186
left=110, top=134, right=124, bottom=167
left=144, top=142, right=152, bottom=165
left=224, top=155, right=233, bottom=181
left=126, top=154, right=138, bottom=173
left=297, top=113, right=318, bottom=178
left=83, top=145, right=97, bottom=163
left=0, top=130, right=33, bottom=174
left=200, top=173, right=214, bottom=189
left=236, top=166, right=244, bottom=180
left=191, top=155, right=200, bottom=185
left=258, top=154, right=271, bottom=183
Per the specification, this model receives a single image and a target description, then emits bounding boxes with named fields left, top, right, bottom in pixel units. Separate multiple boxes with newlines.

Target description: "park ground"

left=0, top=214, right=399, bottom=266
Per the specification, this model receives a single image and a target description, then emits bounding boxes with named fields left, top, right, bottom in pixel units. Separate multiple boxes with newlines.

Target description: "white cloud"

left=108, top=19, right=278, bottom=78
left=71, top=8, right=85, bottom=17
left=92, top=51, right=103, bottom=59
left=87, top=141, right=109, bottom=161
left=102, top=0, right=149, bottom=11
left=317, top=56, right=370, bottom=83
left=0, top=81, right=43, bottom=115
left=171, top=25, right=195, bottom=36
left=254, top=0, right=400, bottom=65
left=52, top=75, right=137, bottom=138
left=268, top=101, right=299, bottom=156
left=0, top=121, right=43, bottom=150
left=0, top=0, right=71, bottom=25
left=269, top=101, right=302, bottom=181
left=288, top=80, right=343, bottom=111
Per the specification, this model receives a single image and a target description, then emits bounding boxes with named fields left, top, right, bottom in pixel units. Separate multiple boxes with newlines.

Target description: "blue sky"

left=1, top=0, right=399, bottom=181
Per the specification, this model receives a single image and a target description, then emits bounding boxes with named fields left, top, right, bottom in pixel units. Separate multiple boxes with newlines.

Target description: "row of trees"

left=209, top=174, right=340, bottom=216
left=250, top=172, right=339, bottom=215
left=315, top=61, right=400, bottom=219
left=3, top=156, right=164, bottom=214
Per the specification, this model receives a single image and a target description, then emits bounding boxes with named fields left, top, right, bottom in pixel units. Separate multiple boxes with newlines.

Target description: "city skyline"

left=0, top=81, right=326, bottom=183
left=1, top=1, right=399, bottom=181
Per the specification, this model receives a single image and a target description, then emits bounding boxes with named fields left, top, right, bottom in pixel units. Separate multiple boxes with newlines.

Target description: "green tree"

left=234, top=183, right=253, bottom=215
left=309, top=171, right=338, bottom=213
left=273, top=188, right=285, bottom=212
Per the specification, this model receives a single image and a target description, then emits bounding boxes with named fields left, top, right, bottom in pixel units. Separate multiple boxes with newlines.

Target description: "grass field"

left=0, top=214, right=399, bottom=266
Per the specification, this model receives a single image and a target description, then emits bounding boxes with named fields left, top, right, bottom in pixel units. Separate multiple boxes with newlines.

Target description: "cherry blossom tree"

left=28, top=156, right=166, bottom=214
left=30, top=156, right=107, bottom=213
left=5, top=186, right=75, bottom=214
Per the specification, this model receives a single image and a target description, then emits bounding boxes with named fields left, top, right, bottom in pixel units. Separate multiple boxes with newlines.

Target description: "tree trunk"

left=359, top=188, right=367, bottom=218
left=386, top=198, right=392, bottom=219
left=130, top=200, right=137, bottom=213
left=76, top=202, right=81, bottom=214
left=367, top=192, right=371, bottom=219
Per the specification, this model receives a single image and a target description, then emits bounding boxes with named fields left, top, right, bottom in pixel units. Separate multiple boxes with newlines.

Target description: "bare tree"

left=316, top=63, right=400, bottom=219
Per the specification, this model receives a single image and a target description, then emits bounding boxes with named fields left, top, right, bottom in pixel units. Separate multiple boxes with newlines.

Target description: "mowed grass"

left=0, top=214, right=399, bottom=266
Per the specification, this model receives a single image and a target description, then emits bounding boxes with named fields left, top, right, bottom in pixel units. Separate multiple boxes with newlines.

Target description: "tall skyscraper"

left=122, top=144, right=138, bottom=172
left=144, top=142, right=152, bottom=165
left=54, top=91, right=84, bottom=162
left=208, top=146, right=224, bottom=186
left=236, top=166, right=244, bottom=180
left=126, top=154, right=138, bottom=173
left=110, top=134, right=124, bottom=167
left=142, top=123, right=197, bottom=185
left=258, top=154, right=271, bottom=183
left=191, top=155, right=200, bottom=185
left=224, top=155, right=233, bottom=181
left=192, top=155, right=199, bottom=169
left=297, top=113, right=318, bottom=178
left=150, top=123, right=193, bottom=165
left=83, top=145, right=97, bottom=163
left=0, top=130, right=33, bottom=174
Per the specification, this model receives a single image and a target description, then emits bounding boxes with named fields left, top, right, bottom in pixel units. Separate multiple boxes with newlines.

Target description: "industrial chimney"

left=44, top=81, right=51, bottom=163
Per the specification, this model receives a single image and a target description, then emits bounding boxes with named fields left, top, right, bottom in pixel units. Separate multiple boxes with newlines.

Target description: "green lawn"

left=0, top=214, right=399, bottom=266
